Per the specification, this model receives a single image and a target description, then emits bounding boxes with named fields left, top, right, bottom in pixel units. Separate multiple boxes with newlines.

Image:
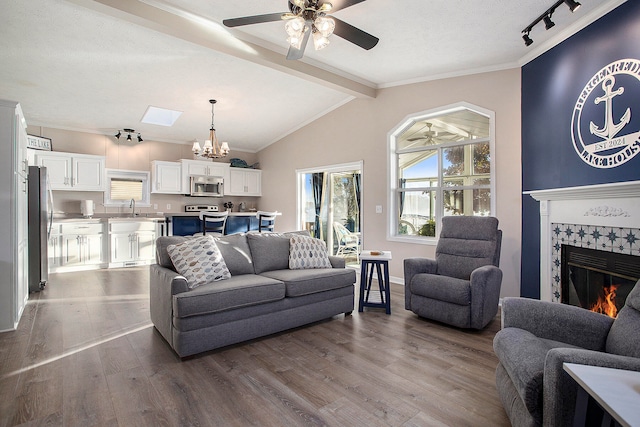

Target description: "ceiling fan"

left=223, top=0, right=379, bottom=60
left=407, top=123, right=438, bottom=144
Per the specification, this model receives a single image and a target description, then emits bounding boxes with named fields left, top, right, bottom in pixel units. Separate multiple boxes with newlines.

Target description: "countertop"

left=52, top=211, right=262, bottom=222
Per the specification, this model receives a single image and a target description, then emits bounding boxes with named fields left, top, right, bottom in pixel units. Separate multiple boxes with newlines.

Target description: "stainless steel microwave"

left=189, top=175, right=224, bottom=197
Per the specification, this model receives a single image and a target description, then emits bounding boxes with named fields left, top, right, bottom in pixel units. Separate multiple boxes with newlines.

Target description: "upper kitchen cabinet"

left=228, top=168, right=261, bottom=197
left=34, top=151, right=105, bottom=191
left=180, top=159, right=230, bottom=194
left=151, top=160, right=182, bottom=194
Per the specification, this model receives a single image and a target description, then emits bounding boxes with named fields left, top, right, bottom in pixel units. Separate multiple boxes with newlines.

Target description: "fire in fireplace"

left=561, top=245, right=640, bottom=318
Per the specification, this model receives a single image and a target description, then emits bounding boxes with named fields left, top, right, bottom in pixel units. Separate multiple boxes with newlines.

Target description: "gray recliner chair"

left=493, top=280, right=640, bottom=427
left=404, top=216, right=503, bottom=329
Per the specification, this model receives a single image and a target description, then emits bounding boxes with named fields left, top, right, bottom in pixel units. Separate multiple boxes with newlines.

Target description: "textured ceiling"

left=0, top=0, right=625, bottom=152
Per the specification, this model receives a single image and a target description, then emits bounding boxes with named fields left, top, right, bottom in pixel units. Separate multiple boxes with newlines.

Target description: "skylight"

left=141, top=106, right=182, bottom=127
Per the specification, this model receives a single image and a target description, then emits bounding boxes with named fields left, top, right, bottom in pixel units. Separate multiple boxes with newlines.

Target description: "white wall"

left=258, top=69, right=523, bottom=298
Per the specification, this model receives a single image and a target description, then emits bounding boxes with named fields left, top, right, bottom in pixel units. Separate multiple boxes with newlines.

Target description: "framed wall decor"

left=27, top=135, right=52, bottom=151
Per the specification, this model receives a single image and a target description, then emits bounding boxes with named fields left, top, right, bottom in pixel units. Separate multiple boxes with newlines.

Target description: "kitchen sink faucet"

left=130, top=198, right=137, bottom=216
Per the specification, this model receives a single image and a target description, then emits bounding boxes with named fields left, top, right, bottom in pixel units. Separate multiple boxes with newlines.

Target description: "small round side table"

left=358, top=250, right=392, bottom=314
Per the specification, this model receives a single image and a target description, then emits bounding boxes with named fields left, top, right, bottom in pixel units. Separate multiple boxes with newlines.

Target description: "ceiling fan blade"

left=223, top=13, right=285, bottom=28
left=286, top=22, right=311, bottom=60
left=325, top=0, right=367, bottom=13
left=332, top=17, right=379, bottom=50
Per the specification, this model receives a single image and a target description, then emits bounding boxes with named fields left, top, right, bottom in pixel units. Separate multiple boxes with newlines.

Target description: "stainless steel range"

left=185, top=204, right=219, bottom=212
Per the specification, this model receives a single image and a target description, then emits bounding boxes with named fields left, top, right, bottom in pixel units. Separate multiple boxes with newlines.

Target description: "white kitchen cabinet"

left=180, top=159, right=230, bottom=194
left=48, top=223, right=62, bottom=270
left=228, top=168, right=261, bottom=196
left=35, top=151, right=105, bottom=191
left=58, top=222, right=106, bottom=271
left=108, top=220, right=157, bottom=267
left=0, top=100, right=29, bottom=331
left=151, top=160, right=182, bottom=194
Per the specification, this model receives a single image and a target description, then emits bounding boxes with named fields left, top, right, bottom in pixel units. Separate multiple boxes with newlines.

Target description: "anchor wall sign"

left=571, top=58, right=640, bottom=169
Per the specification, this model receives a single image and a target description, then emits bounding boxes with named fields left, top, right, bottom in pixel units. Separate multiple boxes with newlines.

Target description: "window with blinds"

left=110, top=178, right=143, bottom=201
left=104, top=169, right=150, bottom=207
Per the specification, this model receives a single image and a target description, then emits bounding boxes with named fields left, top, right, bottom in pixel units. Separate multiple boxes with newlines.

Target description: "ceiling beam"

left=65, top=0, right=377, bottom=98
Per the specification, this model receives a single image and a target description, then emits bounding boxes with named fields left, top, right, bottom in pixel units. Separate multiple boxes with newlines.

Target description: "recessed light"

left=141, top=106, right=183, bottom=127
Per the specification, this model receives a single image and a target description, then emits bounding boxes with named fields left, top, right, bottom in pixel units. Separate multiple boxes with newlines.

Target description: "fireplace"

left=525, top=180, right=640, bottom=302
left=561, top=245, right=640, bottom=317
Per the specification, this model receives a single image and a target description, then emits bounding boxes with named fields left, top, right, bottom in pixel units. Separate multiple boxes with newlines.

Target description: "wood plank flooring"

left=0, top=267, right=510, bottom=426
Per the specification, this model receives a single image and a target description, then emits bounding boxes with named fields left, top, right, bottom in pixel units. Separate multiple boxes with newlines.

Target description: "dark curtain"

left=312, top=172, right=324, bottom=239
left=353, top=173, right=361, bottom=232
left=399, top=178, right=406, bottom=218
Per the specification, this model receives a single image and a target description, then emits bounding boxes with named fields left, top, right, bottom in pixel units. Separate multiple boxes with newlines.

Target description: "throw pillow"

left=167, top=235, right=231, bottom=288
left=289, top=235, right=332, bottom=269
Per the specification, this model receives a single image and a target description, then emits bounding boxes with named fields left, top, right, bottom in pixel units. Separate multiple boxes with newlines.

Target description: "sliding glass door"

left=297, top=161, right=362, bottom=266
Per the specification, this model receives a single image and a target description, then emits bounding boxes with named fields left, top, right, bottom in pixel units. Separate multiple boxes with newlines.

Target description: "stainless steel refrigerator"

left=28, top=165, right=53, bottom=292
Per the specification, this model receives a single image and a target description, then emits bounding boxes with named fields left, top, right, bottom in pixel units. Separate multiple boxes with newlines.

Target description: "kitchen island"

left=167, top=212, right=260, bottom=236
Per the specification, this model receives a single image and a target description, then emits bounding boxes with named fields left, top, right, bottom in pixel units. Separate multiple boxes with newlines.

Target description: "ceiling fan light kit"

left=521, top=0, right=581, bottom=46
left=223, top=0, right=379, bottom=60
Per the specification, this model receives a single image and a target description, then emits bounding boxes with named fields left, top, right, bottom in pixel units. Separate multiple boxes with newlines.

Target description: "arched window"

left=388, top=102, right=495, bottom=243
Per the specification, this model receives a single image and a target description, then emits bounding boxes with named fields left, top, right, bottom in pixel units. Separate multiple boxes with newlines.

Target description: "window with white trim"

left=389, top=103, right=495, bottom=242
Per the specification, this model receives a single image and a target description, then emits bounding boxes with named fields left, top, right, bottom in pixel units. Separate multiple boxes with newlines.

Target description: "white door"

left=111, top=233, right=134, bottom=263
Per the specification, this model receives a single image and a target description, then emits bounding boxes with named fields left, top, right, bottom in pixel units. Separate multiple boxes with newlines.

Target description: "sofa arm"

left=328, top=255, right=345, bottom=268
left=501, top=298, right=614, bottom=351
left=543, top=347, right=640, bottom=427
left=469, top=265, right=503, bottom=329
left=404, top=257, right=437, bottom=310
left=149, top=264, right=189, bottom=348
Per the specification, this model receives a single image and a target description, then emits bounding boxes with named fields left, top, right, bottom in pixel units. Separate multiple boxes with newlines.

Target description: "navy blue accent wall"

left=521, top=1, right=640, bottom=298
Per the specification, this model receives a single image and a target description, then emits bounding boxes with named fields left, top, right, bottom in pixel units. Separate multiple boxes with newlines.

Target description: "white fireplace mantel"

left=524, top=180, right=640, bottom=302
left=526, top=181, right=640, bottom=201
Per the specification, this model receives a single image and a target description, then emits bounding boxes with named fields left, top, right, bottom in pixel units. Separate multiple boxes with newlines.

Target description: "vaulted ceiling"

left=0, top=0, right=624, bottom=152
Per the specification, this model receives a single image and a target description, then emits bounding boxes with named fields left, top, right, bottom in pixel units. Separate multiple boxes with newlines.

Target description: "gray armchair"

left=493, top=280, right=640, bottom=427
left=404, top=216, right=503, bottom=329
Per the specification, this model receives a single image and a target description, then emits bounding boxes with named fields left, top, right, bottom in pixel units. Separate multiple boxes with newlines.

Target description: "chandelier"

left=192, top=99, right=230, bottom=159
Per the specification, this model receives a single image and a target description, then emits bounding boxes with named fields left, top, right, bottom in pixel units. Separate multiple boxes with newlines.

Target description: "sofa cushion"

left=289, top=235, right=332, bottom=269
left=213, top=233, right=255, bottom=276
left=156, top=235, right=189, bottom=269
left=167, top=235, right=231, bottom=288
left=247, top=230, right=311, bottom=274
left=261, top=268, right=356, bottom=297
left=173, top=274, right=285, bottom=318
left=606, top=279, right=640, bottom=358
left=410, top=273, right=470, bottom=305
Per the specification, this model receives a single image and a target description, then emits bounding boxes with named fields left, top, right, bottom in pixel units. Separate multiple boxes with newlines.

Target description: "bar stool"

left=199, top=211, right=228, bottom=236
left=358, top=250, right=392, bottom=314
left=256, top=211, right=278, bottom=232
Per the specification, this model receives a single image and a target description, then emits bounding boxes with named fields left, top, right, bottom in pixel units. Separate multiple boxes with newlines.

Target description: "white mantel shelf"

left=524, top=180, right=640, bottom=201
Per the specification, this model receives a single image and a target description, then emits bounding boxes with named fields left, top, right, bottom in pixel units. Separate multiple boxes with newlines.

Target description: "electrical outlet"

left=153, top=204, right=158, bottom=210
left=375, top=205, right=383, bottom=214
left=167, top=204, right=171, bottom=210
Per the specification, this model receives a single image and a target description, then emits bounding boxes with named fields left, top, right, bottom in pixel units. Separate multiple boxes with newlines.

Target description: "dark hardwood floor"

left=0, top=267, right=510, bottom=426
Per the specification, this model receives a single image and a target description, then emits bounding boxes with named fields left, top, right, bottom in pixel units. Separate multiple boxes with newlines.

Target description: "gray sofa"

left=150, top=231, right=356, bottom=358
left=493, top=279, right=640, bottom=427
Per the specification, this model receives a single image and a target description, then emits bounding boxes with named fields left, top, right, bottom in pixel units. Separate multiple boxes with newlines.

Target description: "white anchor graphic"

left=590, top=75, right=631, bottom=140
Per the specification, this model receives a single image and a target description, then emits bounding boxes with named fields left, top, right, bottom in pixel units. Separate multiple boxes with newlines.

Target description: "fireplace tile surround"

left=550, top=222, right=640, bottom=301
left=525, top=180, right=640, bottom=302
